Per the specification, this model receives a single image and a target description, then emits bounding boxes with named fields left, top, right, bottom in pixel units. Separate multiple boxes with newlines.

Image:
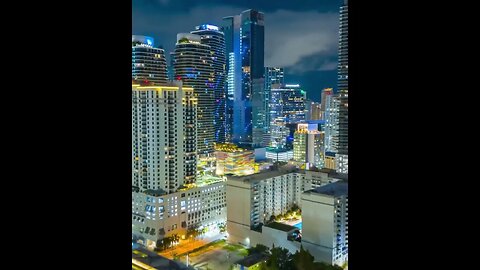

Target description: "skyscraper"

left=306, top=101, right=322, bottom=120
left=132, top=81, right=197, bottom=193
left=191, top=24, right=227, bottom=143
left=336, top=0, right=348, bottom=174
left=264, top=67, right=285, bottom=129
left=324, top=93, right=339, bottom=153
left=293, top=123, right=324, bottom=169
left=132, top=35, right=168, bottom=85
left=223, top=10, right=265, bottom=147
left=172, top=33, right=215, bottom=157
left=320, top=88, right=334, bottom=119
left=269, top=84, right=306, bottom=149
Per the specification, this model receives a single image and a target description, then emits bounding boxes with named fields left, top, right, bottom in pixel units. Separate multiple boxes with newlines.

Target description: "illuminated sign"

left=199, top=24, right=219, bottom=31
left=285, top=84, right=300, bottom=87
left=145, top=37, right=153, bottom=46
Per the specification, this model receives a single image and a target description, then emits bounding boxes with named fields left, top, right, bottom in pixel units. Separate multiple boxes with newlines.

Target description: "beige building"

left=226, top=166, right=347, bottom=265
left=132, top=179, right=227, bottom=249
left=301, top=181, right=348, bottom=266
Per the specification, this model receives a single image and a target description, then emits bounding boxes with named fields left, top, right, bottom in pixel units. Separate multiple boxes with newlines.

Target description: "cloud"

left=133, top=5, right=339, bottom=74
left=264, top=10, right=339, bottom=72
left=133, top=5, right=244, bottom=52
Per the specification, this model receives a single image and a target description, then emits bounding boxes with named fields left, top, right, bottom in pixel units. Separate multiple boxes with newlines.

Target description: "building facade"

left=132, top=179, right=227, bottom=249
left=172, top=33, right=215, bottom=157
left=191, top=24, right=227, bottom=143
left=336, top=1, right=349, bottom=174
left=132, top=82, right=197, bottom=193
left=324, top=93, right=339, bottom=154
left=223, top=10, right=265, bottom=147
left=320, top=88, right=333, bottom=120
left=293, top=123, right=324, bottom=169
left=301, top=181, right=348, bottom=266
left=226, top=167, right=345, bottom=264
left=132, top=35, right=168, bottom=85
left=269, top=84, right=306, bottom=149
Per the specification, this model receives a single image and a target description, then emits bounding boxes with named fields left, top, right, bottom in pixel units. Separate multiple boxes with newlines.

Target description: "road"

left=160, top=231, right=227, bottom=259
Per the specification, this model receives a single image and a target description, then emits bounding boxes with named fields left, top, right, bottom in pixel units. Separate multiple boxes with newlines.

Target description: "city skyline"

left=132, top=0, right=342, bottom=102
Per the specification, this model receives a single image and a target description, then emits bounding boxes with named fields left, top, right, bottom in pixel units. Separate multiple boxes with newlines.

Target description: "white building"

left=301, top=181, right=348, bottom=266
left=132, top=81, right=197, bottom=193
left=132, top=179, right=227, bottom=249
left=293, top=123, right=324, bottom=169
left=226, top=166, right=347, bottom=265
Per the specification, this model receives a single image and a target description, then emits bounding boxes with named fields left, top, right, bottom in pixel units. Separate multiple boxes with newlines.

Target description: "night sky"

left=132, top=0, right=341, bottom=102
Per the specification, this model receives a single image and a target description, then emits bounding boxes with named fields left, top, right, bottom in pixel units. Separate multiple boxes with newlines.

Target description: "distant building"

left=320, top=88, right=333, bottom=120
left=269, top=84, right=306, bottom=149
left=215, top=143, right=255, bottom=176
left=265, top=147, right=293, bottom=162
left=293, top=123, right=324, bottom=169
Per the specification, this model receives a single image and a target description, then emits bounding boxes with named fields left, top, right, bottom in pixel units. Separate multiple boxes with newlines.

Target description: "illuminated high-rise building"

left=132, top=35, right=168, bottom=85
left=307, top=101, right=322, bottom=120
left=269, top=84, right=306, bottom=149
left=173, top=33, right=215, bottom=157
left=132, top=81, right=197, bottom=193
left=191, top=24, right=227, bottom=143
left=223, top=10, right=265, bottom=147
left=265, top=67, right=285, bottom=129
left=336, top=0, right=348, bottom=174
left=293, top=123, right=324, bottom=169
left=324, top=93, right=339, bottom=154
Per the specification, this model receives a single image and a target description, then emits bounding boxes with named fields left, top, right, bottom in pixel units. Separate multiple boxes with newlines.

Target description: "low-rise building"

left=132, top=178, right=227, bottom=249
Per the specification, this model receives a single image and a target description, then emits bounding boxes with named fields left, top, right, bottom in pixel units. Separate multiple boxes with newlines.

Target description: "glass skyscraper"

left=264, top=67, right=285, bottom=132
left=191, top=24, right=227, bottom=143
left=269, top=84, right=306, bottom=149
left=222, top=9, right=265, bottom=147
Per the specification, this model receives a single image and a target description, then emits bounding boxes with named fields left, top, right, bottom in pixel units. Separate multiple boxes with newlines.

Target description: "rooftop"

left=265, top=222, right=298, bottom=232
left=235, top=253, right=269, bottom=267
left=309, top=181, right=348, bottom=197
left=227, top=165, right=298, bottom=183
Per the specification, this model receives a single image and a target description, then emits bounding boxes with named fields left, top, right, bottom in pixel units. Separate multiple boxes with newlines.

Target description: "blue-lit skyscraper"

left=222, top=9, right=265, bottom=147
left=191, top=24, right=227, bottom=144
left=269, top=84, right=306, bottom=149
left=264, top=67, right=284, bottom=135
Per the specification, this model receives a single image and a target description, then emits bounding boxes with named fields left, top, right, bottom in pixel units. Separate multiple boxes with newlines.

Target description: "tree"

left=312, top=262, right=343, bottom=270
left=291, top=245, right=315, bottom=270
left=162, top=236, right=172, bottom=250
left=266, top=245, right=292, bottom=270
left=247, top=244, right=270, bottom=256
